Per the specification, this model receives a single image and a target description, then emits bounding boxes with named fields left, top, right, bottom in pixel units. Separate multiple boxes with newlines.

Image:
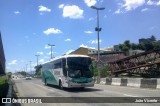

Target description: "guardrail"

left=100, top=78, right=160, bottom=89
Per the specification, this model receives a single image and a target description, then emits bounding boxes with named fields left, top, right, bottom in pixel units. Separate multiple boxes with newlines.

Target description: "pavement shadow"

left=46, top=84, right=103, bottom=93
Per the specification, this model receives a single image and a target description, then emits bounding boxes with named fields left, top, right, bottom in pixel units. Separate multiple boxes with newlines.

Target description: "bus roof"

left=42, top=54, right=90, bottom=65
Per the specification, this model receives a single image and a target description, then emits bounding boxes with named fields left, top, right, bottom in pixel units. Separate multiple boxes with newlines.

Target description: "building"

left=69, top=47, right=126, bottom=63
left=69, top=47, right=113, bottom=55
left=128, top=49, right=144, bottom=56
left=0, top=32, right=6, bottom=75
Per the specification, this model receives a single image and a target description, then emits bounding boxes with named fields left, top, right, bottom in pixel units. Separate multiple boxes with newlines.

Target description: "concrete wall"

left=127, top=78, right=142, bottom=87
left=140, top=78, right=157, bottom=89
left=111, top=78, right=121, bottom=86
left=100, top=78, right=106, bottom=85
left=157, top=79, right=160, bottom=89
left=100, top=78, right=160, bottom=89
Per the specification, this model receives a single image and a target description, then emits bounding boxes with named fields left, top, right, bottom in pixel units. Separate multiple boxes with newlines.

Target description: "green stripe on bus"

left=43, top=70, right=58, bottom=85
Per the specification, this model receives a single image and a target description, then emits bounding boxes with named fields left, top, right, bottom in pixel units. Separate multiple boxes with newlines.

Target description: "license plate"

left=81, top=84, right=85, bottom=86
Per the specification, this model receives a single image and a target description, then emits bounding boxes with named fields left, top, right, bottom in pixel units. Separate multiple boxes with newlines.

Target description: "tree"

left=18, top=71, right=27, bottom=76
left=122, top=45, right=129, bottom=51
left=118, top=40, right=131, bottom=52
left=118, top=44, right=123, bottom=51
left=34, top=65, right=42, bottom=75
left=153, top=41, right=160, bottom=49
left=124, top=40, right=131, bottom=49
left=131, top=43, right=138, bottom=50
left=91, top=62, right=98, bottom=77
left=100, top=64, right=110, bottom=78
left=149, top=35, right=156, bottom=42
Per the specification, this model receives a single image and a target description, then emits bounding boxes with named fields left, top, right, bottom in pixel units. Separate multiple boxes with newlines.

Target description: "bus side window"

left=62, top=58, right=67, bottom=76
left=50, top=61, right=54, bottom=69
left=54, top=59, right=61, bottom=69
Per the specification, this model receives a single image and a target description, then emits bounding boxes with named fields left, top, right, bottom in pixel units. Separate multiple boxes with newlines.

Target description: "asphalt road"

left=13, top=78, right=160, bottom=106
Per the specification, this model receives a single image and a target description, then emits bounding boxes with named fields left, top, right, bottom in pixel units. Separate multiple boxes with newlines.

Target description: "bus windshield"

left=67, top=57, right=93, bottom=78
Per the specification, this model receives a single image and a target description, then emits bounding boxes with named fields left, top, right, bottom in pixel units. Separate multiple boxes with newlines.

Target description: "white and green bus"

left=41, top=55, right=94, bottom=89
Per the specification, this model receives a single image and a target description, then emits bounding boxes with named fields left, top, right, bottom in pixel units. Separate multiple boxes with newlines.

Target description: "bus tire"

left=59, top=80, right=63, bottom=90
left=45, top=79, right=48, bottom=86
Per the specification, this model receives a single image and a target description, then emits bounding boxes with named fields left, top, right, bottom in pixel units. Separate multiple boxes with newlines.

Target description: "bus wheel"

left=59, top=80, right=63, bottom=90
left=45, top=79, right=48, bottom=86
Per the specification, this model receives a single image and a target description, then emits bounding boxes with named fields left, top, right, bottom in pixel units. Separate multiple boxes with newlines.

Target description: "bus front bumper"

left=68, top=81, right=94, bottom=88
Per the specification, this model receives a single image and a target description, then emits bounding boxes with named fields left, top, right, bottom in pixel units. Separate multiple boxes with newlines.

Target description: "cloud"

left=88, top=39, right=102, bottom=44
left=47, top=51, right=56, bottom=55
left=89, top=17, right=94, bottom=21
left=37, top=52, right=43, bottom=55
left=115, top=9, right=122, bottom=14
left=38, top=5, right=51, bottom=12
left=62, top=5, right=84, bottom=19
left=84, top=31, right=93, bottom=34
left=80, top=44, right=88, bottom=48
left=80, top=44, right=96, bottom=49
left=44, top=56, right=49, bottom=59
left=59, top=4, right=64, bottom=8
left=147, top=0, right=160, bottom=6
left=8, top=60, right=17, bottom=65
left=84, top=0, right=97, bottom=7
left=43, top=28, right=62, bottom=35
left=122, top=0, right=145, bottom=11
left=14, top=11, right=20, bottom=14
left=39, top=59, right=45, bottom=63
left=141, top=8, right=148, bottom=12
left=44, top=45, right=51, bottom=49
left=158, top=1, right=160, bottom=5
left=66, top=50, right=74, bottom=54
left=65, top=38, right=71, bottom=42
left=115, top=0, right=145, bottom=14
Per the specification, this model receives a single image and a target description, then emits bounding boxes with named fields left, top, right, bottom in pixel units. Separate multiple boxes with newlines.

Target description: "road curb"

left=100, top=78, right=160, bottom=89
left=5, top=79, right=21, bottom=106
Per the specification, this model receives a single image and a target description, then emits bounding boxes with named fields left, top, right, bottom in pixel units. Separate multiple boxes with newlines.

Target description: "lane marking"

left=32, top=83, right=55, bottom=92
left=123, top=94, right=138, bottom=97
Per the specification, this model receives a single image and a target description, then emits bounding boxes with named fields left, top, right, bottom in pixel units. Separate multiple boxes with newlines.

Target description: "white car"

left=26, top=76, right=32, bottom=80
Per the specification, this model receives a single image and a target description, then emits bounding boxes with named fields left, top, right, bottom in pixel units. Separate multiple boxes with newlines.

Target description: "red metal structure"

left=108, top=49, right=160, bottom=77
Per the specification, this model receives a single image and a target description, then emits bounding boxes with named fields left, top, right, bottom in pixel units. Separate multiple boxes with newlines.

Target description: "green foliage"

left=0, top=75, right=9, bottom=98
left=90, top=62, right=98, bottom=77
left=118, top=40, right=131, bottom=52
left=118, top=35, right=160, bottom=52
left=34, top=65, right=42, bottom=75
left=90, top=62, right=110, bottom=78
left=100, top=64, right=110, bottom=78
left=154, top=41, right=160, bottom=49
left=18, top=71, right=27, bottom=76
left=131, top=43, right=138, bottom=50
left=6, top=72, right=12, bottom=80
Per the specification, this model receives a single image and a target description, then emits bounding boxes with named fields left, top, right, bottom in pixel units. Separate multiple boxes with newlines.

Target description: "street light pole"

left=91, top=6, right=105, bottom=84
left=29, top=61, right=32, bottom=73
left=35, top=55, right=39, bottom=66
left=26, top=64, right=28, bottom=74
left=48, top=44, right=55, bottom=59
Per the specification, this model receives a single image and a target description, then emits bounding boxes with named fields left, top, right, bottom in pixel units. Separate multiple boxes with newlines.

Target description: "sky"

left=0, top=0, right=160, bottom=73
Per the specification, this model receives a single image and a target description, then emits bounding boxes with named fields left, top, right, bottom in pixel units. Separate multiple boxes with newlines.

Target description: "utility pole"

left=48, top=44, right=55, bottom=59
left=29, top=61, right=32, bottom=73
left=91, top=6, right=105, bottom=84
left=35, top=55, right=40, bottom=66
left=26, top=64, right=28, bottom=75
